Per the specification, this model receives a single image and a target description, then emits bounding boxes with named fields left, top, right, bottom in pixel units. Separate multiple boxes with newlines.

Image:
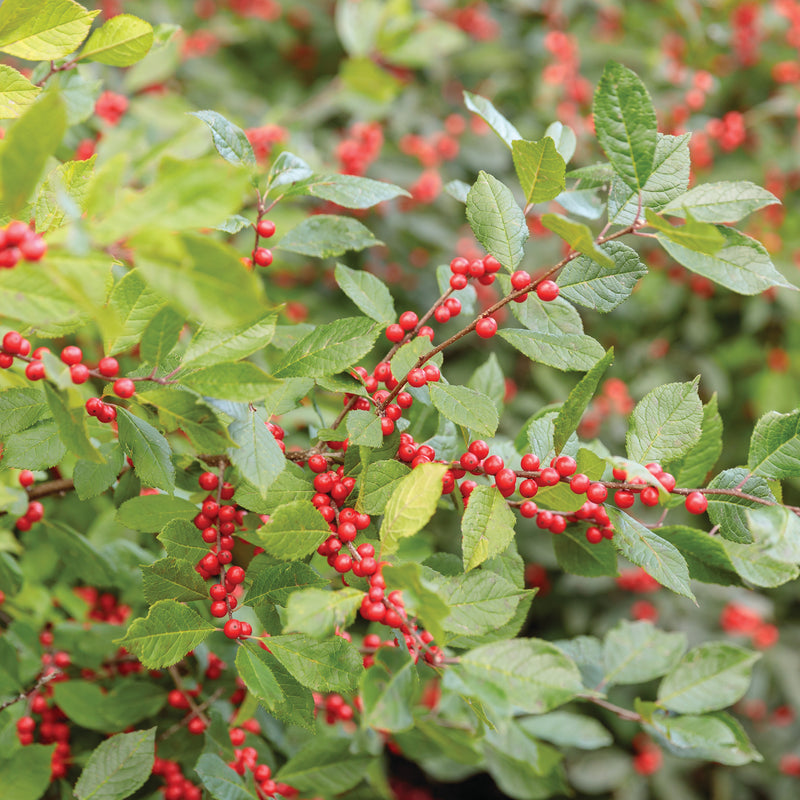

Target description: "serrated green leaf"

left=748, top=409, right=800, bottom=480
left=380, top=462, right=447, bottom=556
left=461, top=486, right=517, bottom=571
left=646, top=207, right=725, bottom=254
left=142, top=557, right=208, bottom=603
left=104, top=269, right=167, bottom=356
left=228, top=407, right=286, bottom=499
left=593, top=61, right=657, bottom=190
left=195, top=753, right=258, bottom=800
left=116, top=408, right=175, bottom=492
left=660, top=526, right=740, bottom=586
left=35, top=154, right=96, bottom=232
left=627, top=378, right=703, bottom=465
left=234, top=461, right=315, bottom=515
left=357, top=458, right=410, bottom=515
left=0, top=743, right=55, bottom=800
left=43, top=521, right=116, bottom=586
left=158, top=519, right=211, bottom=563
left=0, top=0, right=97, bottom=60
left=0, top=387, right=49, bottom=435
left=286, top=173, right=409, bottom=208
left=607, top=508, right=695, bottom=600
left=277, top=214, right=382, bottom=258
left=275, top=736, right=374, bottom=795
left=345, top=409, right=383, bottom=447
left=266, top=150, right=313, bottom=190
left=115, top=600, right=215, bottom=668
left=249, top=500, right=329, bottom=560
left=79, top=13, right=153, bottom=66
left=602, top=620, right=686, bottom=687
left=0, top=63, right=40, bottom=118
left=285, top=587, right=363, bottom=638
left=266, top=633, right=362, bottom=693
left=272, top=317, right=379, bottom=378
left=665, top=394, right=723, bottom=492
left=512, top=138, right=566, bottom=204
left=721, top=537, right=799, bottom=587
left=552, top=527, right=617, bottom=577
left=246, top=562, right=328, bottom=607
left=544, top=121, right=577, bottom=162
left=190, top=109, right=256, bottom=167
left=498, top=327, right=605, bottom=371
left=466, top=171, right=527, bottom=270
left=540, top=213, right=614, bottom=268
left=659, top=225, right=795, bottom=295
left=116, top=494, right=197, bottom=532
left=657, top=643, right=760, bottom=713
left=467, top=352, right=505, bottom=414
left=139, top=306, right=184, bottom=365
left=181, top=314, right=277, bottom=370
left=519, top=712, right=612, bottom=750
left=553, top=348, right=613, bottom=453
left=429, top=382, right=498, bottom=439
left=235, top=643, right=283, bottom=710
left=334, top=262, right=396, bottom=324
left=73, top=444, right=125, bottom=501
left=182, top=362, right=277, bottom=402
left=662, top=180, right=779, bottom=222
left=463, top=91, right=522, bottom=148
left=2, top=420, right=66, bottom=470
left=360, top=646, right=419, bottom=733
left=706, top=468, right=776, bottom=544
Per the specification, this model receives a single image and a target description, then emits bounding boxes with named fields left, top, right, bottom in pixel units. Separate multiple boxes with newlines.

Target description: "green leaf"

left=74, top=728, right=155, bottom=800
left=181, top=314, right=276, bottom=370
left=607, top=508, right=695, bottom=601
left=357, top=458, right=410, bottom=515
left=142, top=557, right=209, bottom=604
left=35, top=154, right=96, bottom=232
left=519, top=712, right=612, bottom=750
left=104, top=270, right=167, bottom=356
left=553, top=348, right=613, bottom=453
left=721, top=537, right=799, bottom=587
left=78, top=13, right=153, bottom=66
left=429, top=383, right=499, bottom=439
left=0, top=0, right=97, bottom=60
left=42, top=384, right=99, bottom=462
left=272, top=317, right=380, bottom=378
left=662, top=180, right=780, bottom=223
left=228, top=407, right=286, bottom=499
left=116, top=494, right=197, bottom=532
left=626, top=378, right=703, bottom=465
left=0, top=387, right=48, bottom=435
left=266, top=633, right=362, bottom=693
left=116, top=408, right=175, bottom=492
left=216, top=214, right=251, bottom=234
left=334, top=262, right=396, bottom=324
left=540, top=213, right=614, bottom=268
left=139, top=306, right=183, bottom=365
left=345, top=409, right=383, bottom=447
left=1, top=92, right=66, bottom=214
left=380, top=462, right=447, bottom=556
left=44, top=521, right=116, bottom=585
left=266, top=150, right=313, bottom=190
left=195, top=753, right=258, bottom=800
left=659, top=225, right=795, bottom=295
left=0, top=64, right=40, bottom=118
left=665, top=394, right=723, bottom=492
left=182, top=362, right=277, bottom=402
left=0, top=743, right=55, bottom=800
left=234, top=461, right=315, bottom=515
left=246, top=562, right=327, bottom=607
left=287, top=173, right=409, bottom=208
left=115, top=600, right=215, bottom=669
left=444, top=178, right=470, bottom=203
left=661, top=526, right=741, bottom=586
left=390, top=335, right=443, bottom=382
left=512, top=138, right=566, bottom=204
left=285, top=587, right=363, bottom=638
left=466, top=171, right=527, bottom=270
left=360, top=646, right=419, bottom=733
left=249, top=500, right=329, bottom=560
left=235, top=644, right=283, bottom=710
left=275, top=736, right=374, bottom=795
left=2, top=420, right=66, bottom=470
left=544, top=121, right=577, bottom=162
left=158, top=519, right=210, bottom=563
left=461, top=486, right=517, bottom=571
left=553, top=527, right=617, bottom=577
left=467, top=352, right=505, bottom=415
left=277, top=214, right=382, bottom=258
left=190, top=110, right=256, bottom=168
left=607, top=133, right=691, bottom=225
left=748, top=409, right=800, bottom=480
left=657, top=643, right=760, bottom=713
left=602, top=619, right=686, bottom=687
left=382, top=562, right=450, bottom=644
left=645, top=207, right=725, bottom=254
left=458, top=638, right=583, bottom=715
left=52, top=681, right=165, bottom=732
left=706, top=468, right=776, bottom=544
left=593, top=61, right=657, bottom=190
left=463, top=91, right=522, bottom=148
left=498, top=327, right=605, bottom=372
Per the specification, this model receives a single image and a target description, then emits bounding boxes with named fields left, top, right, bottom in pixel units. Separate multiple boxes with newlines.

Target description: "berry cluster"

left=227, top=742, right=296, bottom=799
left=14, top=467, right=45, bottom=533
left=345, top=363, right=415, bottom=438
left=0, top=220, right=46, bottom=268
left=244, top=217, right=276, bottom=269
left=152, top=756, right=203, bottom=800
left=336, top=121, right=383, bottom=175
left=314, top=691, right=355, bottom=725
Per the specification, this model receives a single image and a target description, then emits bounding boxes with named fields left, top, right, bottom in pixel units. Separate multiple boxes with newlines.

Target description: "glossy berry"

left=444, top=297, right=461, bottom=316
left=19, top=470, right=35, bottom=487
left=70, top=364, right=90, bottom=384
left=449, top=274, right=468, bottom=290
left=521, top=453, right=540, bottom=472
left=586, top=482, right=608, bottom=503
left=2, top=331, right=22, bottom=354
left=538, top=467, right=560, bottom=486
left=308, top=454, right=327, bottom=473
left=586, top=526, right=603, bottom=544
left=85, top=397, right=103, bottom=416
left=615, top=490, right=635, bottom=509
left=536, top=280, right=559, bottom=301
left=113, top=378, right=135, bottom=398
left=19, top=235, right=46, bottom=261
left=223, top=619, right=242, bottom=639
left=97, top=357, right=119, bottom=377
left=256, top=219, right=276, bottom=238
left=519, top=478, right=538, bottom=498
left=398, top=311, right=419, bottom=331
left=434, top=305, right=450, bottom=323
left=198, top=471, right=219, bottom=491
left=570, top=473, right=590, bottom=494
left=450, top=256, right=469, bottom=274
left=408, top=368, right=427, bottom=387
left=253, top=247, right=273, bottom=267
left=475, top=317, right=497, bottom=338
left=226, top=566, right=245, bottom=584
left=520, top=501, right=538, bottom=518
left=510, top=270, right=531, bottom=291
left=468, top=440, right=489, bottom=460
left=25, top=361, right=45, bottom=381
left=640, top=486, right=660, bottom=506
left=658, top=472, right=677, bottom=492
left=60, top=346, right=82, bottom=365
left=386, top=324, right=405, bottom=342
left=553, top=455, right=577, bottom=477
left=423, top=363, right=441, bottom=382
left=612, top=466, right=628, bottom=481
left=495, top=468, right=517, bottom=492
left=482, top=455, right=504, bottom=475
left=685, top=491, right=708, bottom=514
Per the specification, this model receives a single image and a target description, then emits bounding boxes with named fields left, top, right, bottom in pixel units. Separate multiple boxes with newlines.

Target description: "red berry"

left=0, top=353, right=13, bottom=368
left=553, top=455, right=577, bottom=477
left=520, top=500, right=538, bottom=518
left=449, top=274, right=468, bottom=290
left=19, top=235, right=46, bottom=261
left=444, top=297, right=462, bottom=316
left=381, top=417, right=395, bottom=436
left=60, top=345, right=82, bottom=365
left=511, top=270, right=531, bottom=291
left=538, top=467, right=560, bottom=486
left=25, top=361, right=45, bottom=381
left=418, top=326, right=434, bottom=341
left=519, top=479, right=538, bottom=498
left=640, top=486, right=660, bottom=506
left=113, top=378, right=135, bottom=399
left=6, top=221, right=30, bottom=245
left=386, top=324, right=405, bottom=342
left=98, top=357, right=119, bottom=377
left=450, top=256, right=469, bottom=274
left=468, top=259, right=485, bottom=278
left=85, top=397, right=103, bottom=416
left=434, top=305, right=451, bottom=324
left=397, top=391, right=413, bottom=409
left=308, top=454, right=327, bottom=473
left=70, top=364, right=90, bottom=384
left=97, top=403, right=117, bottom=423
left=253, top=247, right=273, bottom=267
left=612, top=466, right=628, bottom=481
left=483, top=255, right=501, bottom=273
left=19, top=470, right=35, bottom=487
left=658, top=472, right=677, bottom=492
left=521, top=453, right=540, bottom=471
left=223, top=619, right=242, bottom=639
left=570, top=473, right=590, bottom=494
left=226, top=566, right=245, bottom=584
left=198, top=471, right=219, bottom=491
left=586, top=482, right=607, bottom=503
left=210, top=601, right=228, bottom=617
left=536, top=280, right=559, bottom=301
left=407, top=368, right=427, bottom=387
left=615, top=490, right=635, bottom=508
left=256, top=219, right=276, bottom=238
left=482, top=455, right=504, bottom=475
left=495, top=468, right=517, bottom=492
left=468, top=440, right=489, bottom=460
left=586, top=526, right=603, bottom=544
left=475, top=317, right=497, bottom=338
left=2, top=330, right=23, bottom=354
left=423, top=364, right=441, bottom=382
left=398, top=311, right=419, bottom=331
left=685, top=491, right=708, bottom=514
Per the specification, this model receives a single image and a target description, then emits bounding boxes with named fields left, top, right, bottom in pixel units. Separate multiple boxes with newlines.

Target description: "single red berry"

left=449, top=274, right=468, bottom=290
left=256, top=219, right=276, bottom=238
left=536, top=280, right=559, bottom=301
left=226, top=566, right=245, bottom=584
left=434, top=305, right=451, bottom=324
left=495, top=468, right=517, bottom=492
left=586, top=482, right=608, bottom=503
left=198, top=471, right=219, bottom=491
left=549, top=515, right=567, bottom=534
left=658, top=472, right=677, bottom=492
left=220, top=482, right=235, bottom=500
left=396, top=391, right=413, bottom=409
left=85, top=397, right=103, bottom=416
left=0, top=353, right=13, bottom=368
left=223, top=619, right=242, bottom=639
left=308, top=454, right=327, bottom=473
left=483, top=455, right=504, bottom=475
left=2, top=330, right=23, bottom=354
left=444, top=297, right=462, bottom=316
left=519, top=478, right=538, bottom=498
left=210, top=600, right=228, bottom=617
left=25, top=361, right=45, bottom=381
left=19, top=470, right=35, bottom=487
left=98, top=357, right=120, bottom=377
left=60, top=345, right=82, bottom=366
left=6, top=221, right=29, bottom=245
left=483, top=255, right=501, bottom=273
left=253, top=247, right=273, bottom=267
left=113, top=378, right=135, bottom=398
left=380, top=417, right=395, bottom=436
left=19, top=235, right=46, bottom=261
left=640, top=486, right=660, bottom=506
left=468, top=440, right=489, bottom=460
left=386, top=323, right=405, bottom=342
left=615, top=490, right=635, bottom=509
left=475, top=317, right=497, bottom=338
left=521, top=453, right=540, bottom=471
left=70, top=364, right=90, bottom=384
left=539, top=467, right=560, bottom=486
left=418, top=326, right=434, bottom=341
left=612, top=466, right=628, bottom=481
left=520, top=500, right=538, bottom=518
left=553, top=455, right=577, bottom=477
left=450, top=256, right=469, bottom=274
left=685, top=491, right=708, bottom=514
left=511, top=270, right=531, bottom=291
left=407, top=368, right=427, bottom=387
left=97, top=403, right=117, bottom=423
left=398, top=311, right=419, bottom=331
left=586, top=526, right=603, bottom=544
